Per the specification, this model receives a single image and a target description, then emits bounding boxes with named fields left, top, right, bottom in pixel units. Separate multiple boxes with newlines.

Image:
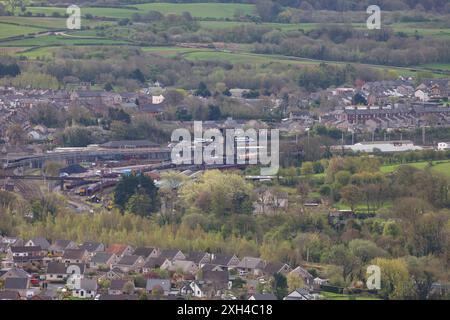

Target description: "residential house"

left=62, top=249, right=89, bottom=264
left=313, top=277, right=329, bottom=289
left=7, top=246, right=45, bottom=266
left=48, top=240, right=78, bottom=256
left=146, top=279, right=171, bottom=296
left=0, top=290, right=21, bottom=300
left=106, top=244, right=134, bottom=258
left=415, top=89, right=429, bottom=102
left=210, top=254, right=240, bottom=270
left=103, top=268, right=127, bottom=281
left=201, top=264, right=225, bottom=272
left=180, top=282, right=195, bottom=297
left=1, top=237, right=23, bottom=247
left=70, top=90, right=122, bottom=107
left=263, top=262, right=292, bottom=276
left=187, top=252, right=211, bottom=267
left=142, top=256, right=169, bottom=274
left=284, top=288, right=314, bottom=300
left=108, top=279, right=135, bottom=295
left=236, top=257, right=266, bottom=276
left=132, top=247, right=160, bottom=260
left=25, top=237, right=50, bottom=251
left=290, top=266, right=315, bottom=289
left=161, top=260, right=199, bottom=275
left=90, top=252, right=119, bottom=269
left=201, top=270, right=231, bottom=292
left=253, top=187, right=288, bottom=215
left=158, top=249, right=186, bottom=261
left=73, top=278, right=98, bottom=299
left=78, top=241, right=105, bottom=255
left=112, top=255, right=145, bottom=273
left=45, top=262, right=68, bottom=282
left=188, top=281, right=209, bottom=299
left=248, top=293, right=277, bottom=300
left=0, top=267, right=30, bottom=280
left=46, top=262, right=86, bottom=282
left=4, top=277, right=30, bottom=297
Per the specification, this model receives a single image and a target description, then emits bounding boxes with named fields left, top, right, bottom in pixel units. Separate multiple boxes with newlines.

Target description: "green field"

left=25, top=3, right=255, bottom=20
left=0, top=16, right=67, bottom=28
left=25, top=6, right=137, bottom=19
left=1, top=35, right=130, bottom=47
left=421, top=63, right=450, bottom=71
left=130, top=3, right=255, bottom=19
left=0, top=22, right=46, bottom=39
left=0, top=16, right=114, bottom=29
left=321, top=292, right=381, bottom=300
left=380, top=160, right=450, bottom=176
left=141, top=45, right=447, bottom=78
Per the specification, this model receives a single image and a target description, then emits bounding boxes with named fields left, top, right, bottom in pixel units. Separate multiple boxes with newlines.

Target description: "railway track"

left=1, top=168, right=43, bottom=199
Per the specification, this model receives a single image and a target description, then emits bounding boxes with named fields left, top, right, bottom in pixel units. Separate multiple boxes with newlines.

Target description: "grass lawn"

left=199, top=20, right=450, bottom=39
left=25, top=6, right=137, bottom=19
left=25, top=3, right=256, bottom=20
left=380, top=160, right=450, bottom=176
left=0, top=16, right=114, bottom=29
left=130, top=3, right=255, bottom=20
left=321, top=291, right=381, bottom=300
left=421, top=63, right=450, bottom=71
left=0, top=22, right=46, bottom=39
left=2, top=35, right=130, bottom=47
left=178, top=47, right=445, bottom=78
left=0, top=46, right=31, bottom=54
left=142, top=46, right=200, bottom=58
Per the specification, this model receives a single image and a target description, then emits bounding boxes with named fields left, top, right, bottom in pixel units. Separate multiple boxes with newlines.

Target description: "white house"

left=415, top=89, right=429, bottom=102
left=73, top=279, right=98, bottom=299
left=152, top=95, right=165, bottom=104
left=189, top=281, right=207, bottom=298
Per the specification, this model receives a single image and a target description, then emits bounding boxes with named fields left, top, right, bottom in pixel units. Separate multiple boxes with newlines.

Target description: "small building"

left=248, top=293, right=277, bottom=300
left=90, top=252, right=119, bottom=269
left=108, top=279, right=135, bottom=295
left=236, top=257, right=266, bottom=276
left=73, top=278, right=98, bottom=299
left=49, top=240, right=78, bottom=256
left=146, top=279, right=171, bottom=296
left=112, top=255, right=145, bottom=273
left=4, top=277, right=30, bottom=297
left=78, top=241, right=105, bottom=255
left=284, top=288, right=314, bottom=300
left=105, top=244, right=134, bottom=258
left=62, top=249, right=89, bottom=264
left=132, top=247, right=160, bottom=260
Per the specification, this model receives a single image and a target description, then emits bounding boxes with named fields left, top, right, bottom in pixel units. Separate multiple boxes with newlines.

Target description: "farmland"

left=130, top=3, right=255, bottom=19
left=0, top=2, right=448, bottom=77
left=380, top=160, right=450, bottom=176
left=24, top=6, right=137, bottom=19
left=24, top=3, right=256, bottom=20
left=0, top=22, right=46, bottom=39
